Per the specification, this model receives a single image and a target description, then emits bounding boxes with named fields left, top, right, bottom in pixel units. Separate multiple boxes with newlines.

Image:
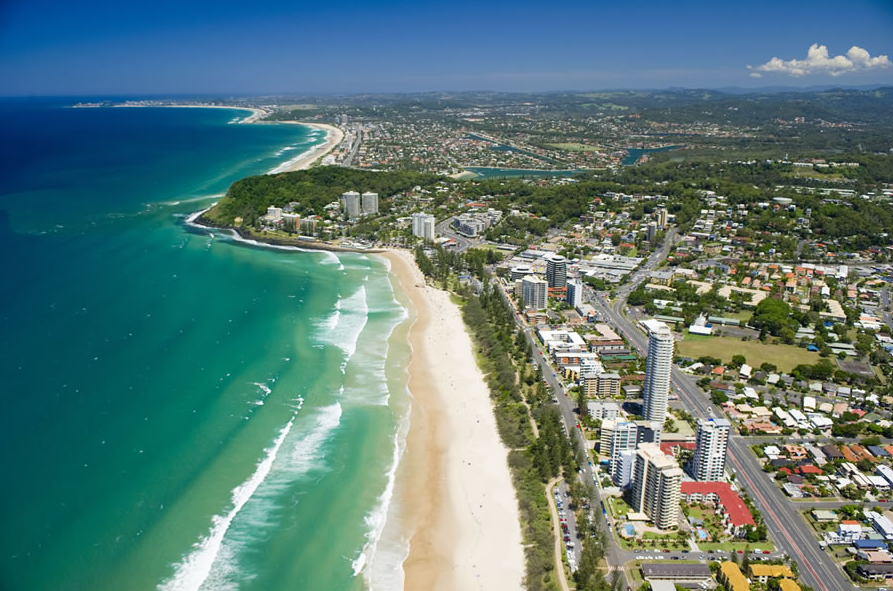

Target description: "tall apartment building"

left=411, top=212, right=435, bottom=241
left=361, top=192, right=379, bottom=215
left=341, top=191, right=361, bottom=219
left=656, top=207, right=668, bottom=229
left=608, top=421, right=639, bottom=484
left=521, top=275, right=548, bottom=310
left=646, top=221, right=658, bottom=241
left=566, top=279, right=583, bottom=309
left=631, top=443, right=683, bottom=529
left=614, top=449, right=637, bottom=489
left=692, top=418, right=731, bottom=481
left=545, top=254, right=567, bottom=289
left=643, top=321, right=673, bottom=424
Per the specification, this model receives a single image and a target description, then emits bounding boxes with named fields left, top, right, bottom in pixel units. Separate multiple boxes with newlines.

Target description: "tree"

left=751, top=298, right=794, bottom=336
left=731, top=354, right=746, bottom=369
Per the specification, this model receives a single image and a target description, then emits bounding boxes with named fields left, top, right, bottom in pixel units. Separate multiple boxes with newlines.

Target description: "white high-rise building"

left=692, top=418, right=731, bottom=481
left=566, top=279, right=583, bottom=309
left=411, top=212, right=435, bottom=241
left=545, top=254, right=567, bottom=289
left=609, top=421, right=638, bottom=484
left=341, top=191, right=360, bottom=219
left=631, top=443, right=683, bottom=529
left=656, top=207, right=668, bottom=229
left=614, top=449, right=637, bottom=489
left=643, top=321, right=673, bottom=424
left=361, top=192, right=379, bottom=215
left=521, top=275, right=548, bottom=310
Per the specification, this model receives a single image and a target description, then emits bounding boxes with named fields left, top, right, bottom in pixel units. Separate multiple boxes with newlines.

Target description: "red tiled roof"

left=660, top=442, right=696, bottom=457
left=681, top=481, right=756, bottom=528
left=799, top=465, right=822, bottom=475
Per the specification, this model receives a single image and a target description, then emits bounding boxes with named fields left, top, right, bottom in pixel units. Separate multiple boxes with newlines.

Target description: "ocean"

left=0, top=101, right=411, bottom=591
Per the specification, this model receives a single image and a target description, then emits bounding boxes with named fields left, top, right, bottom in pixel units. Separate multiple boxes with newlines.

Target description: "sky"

left=1, top=0, right=892, bottom=95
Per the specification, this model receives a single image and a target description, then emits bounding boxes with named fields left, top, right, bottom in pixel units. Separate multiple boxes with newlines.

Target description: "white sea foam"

left=356, top=405, right=411, bottom=589
left=316, top=286, right=368, bottom=367
left=317, top=251, right=341, bottom=266
left=191, top=402, right=342, bottom=590
left=158, top=398, right=305, bottom=591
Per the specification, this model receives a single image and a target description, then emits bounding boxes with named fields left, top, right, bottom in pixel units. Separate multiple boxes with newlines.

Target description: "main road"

left=496, top=284, right=631, bottom=589
left=589, top=287, right=858, bottom=591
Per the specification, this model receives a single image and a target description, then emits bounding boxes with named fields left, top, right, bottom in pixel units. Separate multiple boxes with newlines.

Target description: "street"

left=589, top=292, right=857, bottom=591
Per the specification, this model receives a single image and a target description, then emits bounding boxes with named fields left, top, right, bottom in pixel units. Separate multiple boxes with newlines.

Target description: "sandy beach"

left=382, top=249, right=524, bottom=591
left=268, top=122, right=344, bottom=173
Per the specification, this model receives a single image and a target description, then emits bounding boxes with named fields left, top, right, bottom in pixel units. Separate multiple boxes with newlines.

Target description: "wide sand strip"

left=269, top=123, right=344, bottom=173
left=382, top=249, right=524, bottom=591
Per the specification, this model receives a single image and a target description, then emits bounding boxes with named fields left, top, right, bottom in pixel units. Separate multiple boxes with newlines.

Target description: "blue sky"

left=1, top=0, right=891, bottom=95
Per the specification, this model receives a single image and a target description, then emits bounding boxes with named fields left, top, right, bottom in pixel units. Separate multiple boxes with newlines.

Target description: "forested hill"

left=203, top=167, right=441, bottom=226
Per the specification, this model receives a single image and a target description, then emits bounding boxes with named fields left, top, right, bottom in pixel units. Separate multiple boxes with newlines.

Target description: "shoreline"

left=381, top=249, right=524, bottom=591
left=267, top=122, right=344, bottom=173
left=187, top=209, right=382, bottom=254
left=104, top=103, right=269, bottom=123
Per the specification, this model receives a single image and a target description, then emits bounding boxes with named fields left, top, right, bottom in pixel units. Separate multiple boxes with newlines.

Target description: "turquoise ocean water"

left=0, top=102, right=411, bottom=591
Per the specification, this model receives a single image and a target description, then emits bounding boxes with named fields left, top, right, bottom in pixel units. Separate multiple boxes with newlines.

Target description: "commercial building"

left=341, top=191, right=361, bottom=219
left=692, top=418, right=731, bottom=481
left=631, top=443, right=683, bottom=529
left=639, top=563, right=711, bottom=582
left=510, top=265, right=534, bottom=281
left=361, top=191, right=379, bottom=215
left=521, top=275, right=548, bottom=310
left=411, top=212, right=435, bottom=241
left=545, top=254, right=567, bottom=288
left=566, top=279, right=583, bottom=309
left=643, top=322, right=673, bottom=424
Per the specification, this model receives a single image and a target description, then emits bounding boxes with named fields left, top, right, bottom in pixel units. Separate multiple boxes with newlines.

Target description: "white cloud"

left=747, top=44, right=892, bottom=77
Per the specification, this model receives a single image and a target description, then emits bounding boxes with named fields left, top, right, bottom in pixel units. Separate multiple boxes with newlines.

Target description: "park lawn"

left=677, top=335, right=821, bottom=373
left=547, top=142, right=600, bottom=152
left=610, top=497, right=632, bottom=518
left=725, top=311, right=753, bottom=323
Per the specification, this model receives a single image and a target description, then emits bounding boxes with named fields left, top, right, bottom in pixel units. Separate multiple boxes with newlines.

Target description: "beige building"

left=631, top=443, right=683, bottom=529
left=583, top=371, right=621, bottom=398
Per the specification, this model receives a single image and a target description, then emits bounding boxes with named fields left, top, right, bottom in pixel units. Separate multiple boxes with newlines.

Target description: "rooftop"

left=681, top=481, right=756, bottom=527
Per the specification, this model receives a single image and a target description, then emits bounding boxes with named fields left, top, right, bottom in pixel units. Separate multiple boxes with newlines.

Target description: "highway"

left=589, top=288, right=858, bottom=591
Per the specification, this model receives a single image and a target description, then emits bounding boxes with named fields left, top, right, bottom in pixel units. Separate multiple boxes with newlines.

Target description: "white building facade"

left=643, top=321, right=673, bottom=424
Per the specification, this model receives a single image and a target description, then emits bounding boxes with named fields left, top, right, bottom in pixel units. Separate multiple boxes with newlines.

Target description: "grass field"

left=610, top=497, right=632, bottom=519
left=787, top=168, right=846, bottom=181
left=678, top=334, right=820, bottom=372
left=547, top=142, right=600, bottom=152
